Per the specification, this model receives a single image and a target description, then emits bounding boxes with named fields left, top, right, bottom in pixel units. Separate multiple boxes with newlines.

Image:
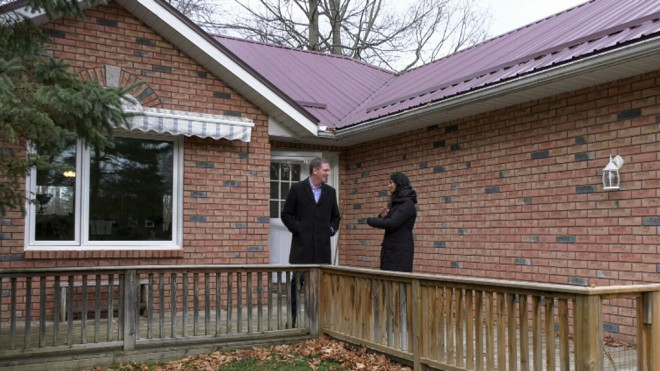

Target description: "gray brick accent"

left=568, top=276, right=588, bottom=286
left=531, top=150, right=549, bottom=160
left=603, top=323, right=620, bottom=333
left=223, top=181, right=241, bottom=188
left=213, top=91, right=231, bottom=99
left=136, top=37, right=155, bottom=46
left=557, top=235, right=576, bottom=243
left=196, top=161, right=214, bottom=168
left=643, top=217, right=660, bottom=226
left=576, top=186, right=595, bottom=194
left=575, top=153, right=591, bottom=162
left=152, top=66, right=172, bottom=74
left=617, top=108, right=641, bottom=120
left=485, top=186, right=500, bottom=194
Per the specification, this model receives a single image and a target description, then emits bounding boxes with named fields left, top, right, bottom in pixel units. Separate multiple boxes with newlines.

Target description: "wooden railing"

left=319, top=266, right=660, bottom=371
left=1, top=265, right=659, bottom=370
left=0, top=265, right=318, bottom=370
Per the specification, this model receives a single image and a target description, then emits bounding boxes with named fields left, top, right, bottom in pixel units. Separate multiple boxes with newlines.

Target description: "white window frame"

left=25, top=131, right=184, bottom=251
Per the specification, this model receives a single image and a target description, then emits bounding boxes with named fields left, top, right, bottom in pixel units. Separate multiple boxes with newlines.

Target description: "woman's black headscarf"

left=389, top=172, right=417, bottom=205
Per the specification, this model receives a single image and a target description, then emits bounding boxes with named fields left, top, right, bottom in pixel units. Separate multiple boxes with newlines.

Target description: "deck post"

left=123, top=269, right=138, bottom=351
left=573, top=295, right=602, bottom=370
left=640, top=290, right=660, bottom=371
left=309, top=267, right=320, bottom=337
left=412, top=278, right=422, bottom=371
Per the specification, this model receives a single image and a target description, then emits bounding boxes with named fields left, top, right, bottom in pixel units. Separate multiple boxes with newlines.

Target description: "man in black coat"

left=281, top=157, right=341, bottom=326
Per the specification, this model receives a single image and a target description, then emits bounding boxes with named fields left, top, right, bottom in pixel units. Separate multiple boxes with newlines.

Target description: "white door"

left=268, top=159, right=309, bottom=270
left=268, top=152, right=338, bottom=280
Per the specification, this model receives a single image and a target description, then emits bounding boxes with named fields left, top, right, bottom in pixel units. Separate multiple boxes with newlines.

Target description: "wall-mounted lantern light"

left=602, top=155, right=624, bottom=191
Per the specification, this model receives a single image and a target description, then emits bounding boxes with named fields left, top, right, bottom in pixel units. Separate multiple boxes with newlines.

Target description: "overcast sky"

left=483, top=0, right=588, bottom=37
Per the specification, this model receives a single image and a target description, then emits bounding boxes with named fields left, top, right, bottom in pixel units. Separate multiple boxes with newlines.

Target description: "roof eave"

left=119, top=0, right=320, bottom=138
left=326, top=36, right=660, bottom=147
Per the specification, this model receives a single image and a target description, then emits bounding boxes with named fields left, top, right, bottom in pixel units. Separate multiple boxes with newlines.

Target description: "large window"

left=27, top=133, right=182, bottom=250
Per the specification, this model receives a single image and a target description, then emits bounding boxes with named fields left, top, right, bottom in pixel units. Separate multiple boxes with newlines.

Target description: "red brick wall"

left=338, top=70, right=660, bottom=343
left=0, top=2, right=270, bottom=266
left=339, top=70, right=660, bottom=287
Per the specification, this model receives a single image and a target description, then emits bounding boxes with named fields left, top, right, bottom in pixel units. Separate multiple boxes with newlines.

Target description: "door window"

left=269, top=161, right=301, bottom=218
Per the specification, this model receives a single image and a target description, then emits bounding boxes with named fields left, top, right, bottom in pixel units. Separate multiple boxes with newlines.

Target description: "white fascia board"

left=335, top=36, right=660, bottom=141
left=122, top=0, right=319, bottom=137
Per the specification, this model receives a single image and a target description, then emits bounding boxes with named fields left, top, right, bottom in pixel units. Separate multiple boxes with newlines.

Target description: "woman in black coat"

left=367, top=172, right=417, bottom=272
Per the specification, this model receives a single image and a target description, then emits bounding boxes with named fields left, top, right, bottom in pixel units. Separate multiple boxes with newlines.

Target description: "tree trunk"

left=329, top=0, right=342, bottom=55
left=308, top=0, right=320, bottom=51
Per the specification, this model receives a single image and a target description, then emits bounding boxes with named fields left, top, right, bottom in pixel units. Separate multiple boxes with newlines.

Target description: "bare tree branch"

left=177, top=0, right=490, bottom=72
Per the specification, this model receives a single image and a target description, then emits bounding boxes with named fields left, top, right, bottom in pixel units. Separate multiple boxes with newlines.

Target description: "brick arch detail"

left=79, top=65, right=163, bottom=108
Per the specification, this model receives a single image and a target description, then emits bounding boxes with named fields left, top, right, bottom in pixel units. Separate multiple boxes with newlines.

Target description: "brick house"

left=2, top=0, right=660, bottom=340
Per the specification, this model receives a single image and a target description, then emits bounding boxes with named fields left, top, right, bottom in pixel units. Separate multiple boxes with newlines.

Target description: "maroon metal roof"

left=343, top=0, right=660, bottom=128
left=214, top=35, right=395, bottom=129
left=214, top=0, right=660, bottom=131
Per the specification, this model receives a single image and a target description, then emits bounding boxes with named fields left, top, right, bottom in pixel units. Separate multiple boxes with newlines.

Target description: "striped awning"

left=124, top=104, right=254, bottom=142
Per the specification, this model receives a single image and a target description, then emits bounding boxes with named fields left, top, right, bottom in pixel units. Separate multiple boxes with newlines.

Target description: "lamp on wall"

left=602, top=155, right=624, bottom=190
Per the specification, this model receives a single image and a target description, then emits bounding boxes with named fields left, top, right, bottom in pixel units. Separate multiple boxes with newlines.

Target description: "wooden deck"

left=0, top=309, right=639, bottom=370
left=2, top=265, right=658, bottom=371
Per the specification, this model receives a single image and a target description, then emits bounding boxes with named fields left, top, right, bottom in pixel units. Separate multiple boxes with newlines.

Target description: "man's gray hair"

left=309, top=157, right=329, bottom=174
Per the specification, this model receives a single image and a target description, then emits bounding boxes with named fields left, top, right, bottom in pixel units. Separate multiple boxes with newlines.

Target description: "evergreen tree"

left=0, top=0, right=138, bottom=214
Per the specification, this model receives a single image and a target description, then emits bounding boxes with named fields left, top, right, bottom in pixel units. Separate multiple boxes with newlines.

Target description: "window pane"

left=269, top=162, right=279, bottom=181
left=291, top=164, right=301, bottom=181
left=35, top=142, right=77, bottom=241
left=270, top=200, right=279, bottom=218
left=280, top=182, right=290, bottom=200
left=88, top=137, right=173, bottom=241
left=270, top=181, right=278, bottom=199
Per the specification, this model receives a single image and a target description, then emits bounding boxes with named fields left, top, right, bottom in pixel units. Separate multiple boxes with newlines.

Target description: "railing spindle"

left=545, top=297, right=555, bottom=370
left=94, top=274, right=101, bottom=343
left=226, top=272, right=233, bottom=334
left=39, top=277, right=46, bottom=348
left=507, top=293, right=517, bottom=371
left=81, top=275, right=88, bottom=344
left=193, top=272, right=199, bottom=336
left=182, top=272, right=189, bottom=337
left=204, top=272, right=210, bottom=335
left=107, top=274, right=114, bottom=341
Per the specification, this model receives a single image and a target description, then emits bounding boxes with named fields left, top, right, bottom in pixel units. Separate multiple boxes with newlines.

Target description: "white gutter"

left=334, top=35, right=660, bottom=139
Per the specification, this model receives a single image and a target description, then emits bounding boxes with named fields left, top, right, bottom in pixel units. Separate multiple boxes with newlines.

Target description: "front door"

left=268, top=152, right=338, bottom=278
left=268, top=159, right=308, bottom=270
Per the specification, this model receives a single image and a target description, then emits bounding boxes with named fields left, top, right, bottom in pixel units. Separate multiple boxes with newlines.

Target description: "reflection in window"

left=89, top=137, right=173, bottom=241
left=35, top=142, right=77, bottom=241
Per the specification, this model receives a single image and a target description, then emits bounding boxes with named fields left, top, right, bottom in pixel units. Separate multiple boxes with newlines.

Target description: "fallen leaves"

left=87, top=336, right=411, bottom=371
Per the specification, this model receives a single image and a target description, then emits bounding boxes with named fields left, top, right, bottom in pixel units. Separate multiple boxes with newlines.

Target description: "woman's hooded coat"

left=367, top=173, right=417, bottom=272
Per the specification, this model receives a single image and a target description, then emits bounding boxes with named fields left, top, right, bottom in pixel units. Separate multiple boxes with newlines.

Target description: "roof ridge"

left=212, top=34, right=397, bottom=76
